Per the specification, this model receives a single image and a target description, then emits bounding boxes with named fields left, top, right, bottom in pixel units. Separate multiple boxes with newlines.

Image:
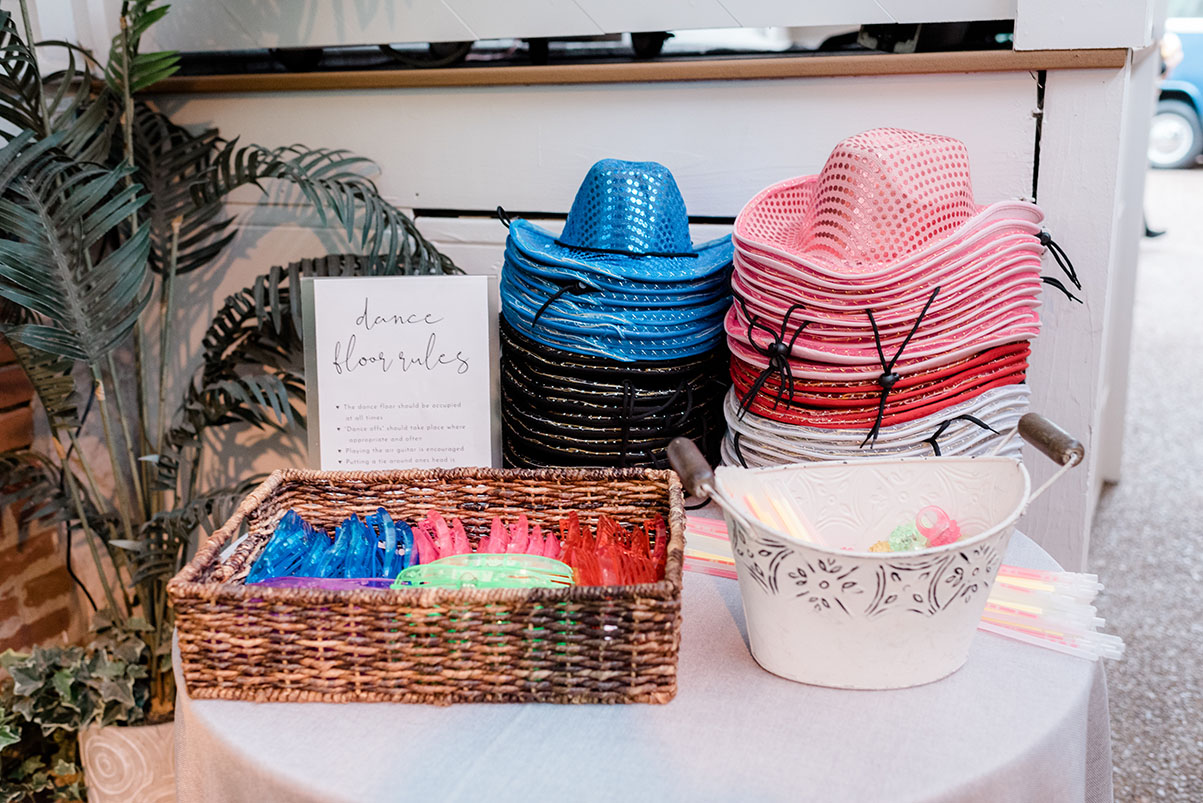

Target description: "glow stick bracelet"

left=985, top=593, right=1100, bottom=621
left=686, top=516, right=730, bottom=536
left=978, top=622, right=1109, bottom=661
left=682, top=558, right=737, bottom=580
left=997, top=565, right=1100, bottom=585
left=743, top=493, right=786, bottom=531
left=769, top=494, right=813, bottom=543
left=996, top=570, right=1102, bottom=597
left=983, top=604, right=1105, bottom=633
left=994, top=574, right=1102, bottom=599
left=980, top=615, right=1124, bottom=658
left=987, top=585, right=1100, bottom=617
left=685, top=549, right=736, bottom=565
left=993, top=578, right=1099, bottom=606
left=985, top=604, right=1103, bottom=632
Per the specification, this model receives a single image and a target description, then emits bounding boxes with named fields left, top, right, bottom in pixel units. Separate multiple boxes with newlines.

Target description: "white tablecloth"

left=174, top=533, right=1112, bottom=803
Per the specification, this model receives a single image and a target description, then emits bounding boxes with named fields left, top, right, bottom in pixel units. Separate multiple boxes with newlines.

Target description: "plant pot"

left=78, top=721, right=175, bottom=802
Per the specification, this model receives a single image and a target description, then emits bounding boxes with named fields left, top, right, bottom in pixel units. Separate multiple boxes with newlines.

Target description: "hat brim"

left=729, top=341, right=1029, bottom=397
left=509, top=218, right=734, bottom=282
left=721, top=384, right=1030, bottom=464
left=505, top=242, right=731, bottom=296
left=734, top=226, right=1043, bottom=294
left=734, top=172, right=1043, bottom=278
left=731, top=244, right=1043, bottom=319
left=502, top=306, right=726, bottom=361
left=500, top=314, right=726, bottom=375
left=732, top=274, right=1043, bottom=338
left=725, top=303, right=1040, bottom=370
left=725, top=383, right=1030, bottom=442
left=501, top=269, right=731, bottom=333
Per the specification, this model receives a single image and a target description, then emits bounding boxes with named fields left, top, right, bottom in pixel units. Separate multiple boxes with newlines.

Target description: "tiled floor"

left=1090, top=167, right=1203, bottom=802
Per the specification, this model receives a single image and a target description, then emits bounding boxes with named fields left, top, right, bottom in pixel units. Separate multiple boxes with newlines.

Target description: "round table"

left=173, top=533, right=1112, bottom=802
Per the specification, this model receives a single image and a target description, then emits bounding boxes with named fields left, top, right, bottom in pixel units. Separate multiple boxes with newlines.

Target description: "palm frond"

left=0, top=138, right=151, bottom=363
left=0, top=449, right=71, bottom=532
left=154, top=372, right=298, bottom=493
left=153, top=255, right=366, bottom=490
left=104, top=2, right=178, bottom=96
left=116, top=476, right=259, bottom=585
left=118, top=476, right=263, bottom=583
left=132, top=105, right=234, bottom=275
left=0, top=10, right=46, bottom=136
left=7, top=338, right=79, bottom=431
left=194, top=142, right=460, bottom=276
left=41, top=41, right=117, bottom=163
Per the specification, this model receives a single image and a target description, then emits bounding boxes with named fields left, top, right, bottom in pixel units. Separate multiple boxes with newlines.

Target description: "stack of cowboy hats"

left=500, top=158, right=732, bottom=468
left=722, top=128, right=1068, bottom=467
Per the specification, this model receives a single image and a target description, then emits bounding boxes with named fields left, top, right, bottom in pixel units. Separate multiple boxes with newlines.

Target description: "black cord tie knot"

left=861, top=286, right=941, bottom=449
left=768, top=341, right=791, bottom=360
left=1038, top=230, right=1083, bottom=303
left=495, top=206, right=512, bottom=228
left=877, top=371, right=901, bottom=393
left=734, top=295, right=818, bottom=420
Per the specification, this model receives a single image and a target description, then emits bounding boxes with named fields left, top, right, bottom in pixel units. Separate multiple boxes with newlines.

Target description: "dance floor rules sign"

left=302, top=275, right=500, bottom=470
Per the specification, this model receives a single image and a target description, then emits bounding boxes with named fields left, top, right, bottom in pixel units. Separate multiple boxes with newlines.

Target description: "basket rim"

left=167, top=465, right=687, bottom=605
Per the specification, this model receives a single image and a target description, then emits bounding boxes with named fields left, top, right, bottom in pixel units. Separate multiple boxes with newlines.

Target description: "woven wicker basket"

left=168, top=467, right=685, bottom=704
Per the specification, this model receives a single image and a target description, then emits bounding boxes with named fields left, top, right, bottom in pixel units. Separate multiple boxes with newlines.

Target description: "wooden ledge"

left=149, top=48, right=1128, bottom=94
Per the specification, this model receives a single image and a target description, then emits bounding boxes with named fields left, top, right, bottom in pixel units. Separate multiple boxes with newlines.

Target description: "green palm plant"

left=0, top=0, right=458, bottom=720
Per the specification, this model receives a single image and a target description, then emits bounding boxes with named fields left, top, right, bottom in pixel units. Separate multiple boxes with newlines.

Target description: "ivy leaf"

left=6, top=664, right=44, bottom=697
left=51, top=669, right=75, bottom=706
left=96, top=679, right=135, bottom=709
left=0, top=723, right=19, bottom=750
left=90, top=660, right=127, bottom=681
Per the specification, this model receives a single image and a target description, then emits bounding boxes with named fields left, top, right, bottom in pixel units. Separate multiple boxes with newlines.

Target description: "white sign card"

left=301, top=275, right=500, bottom=470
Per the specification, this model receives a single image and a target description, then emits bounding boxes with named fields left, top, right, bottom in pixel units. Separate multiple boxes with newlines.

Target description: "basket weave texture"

left=168, top=467, right=685, bottom=704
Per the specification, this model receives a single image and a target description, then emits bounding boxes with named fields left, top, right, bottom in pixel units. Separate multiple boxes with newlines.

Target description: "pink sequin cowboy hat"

left=732, top=127, right=1046, bottom=280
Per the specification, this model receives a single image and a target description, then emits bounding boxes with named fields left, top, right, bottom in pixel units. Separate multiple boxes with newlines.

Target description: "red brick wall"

left=0, top=337, right=78, bottom=650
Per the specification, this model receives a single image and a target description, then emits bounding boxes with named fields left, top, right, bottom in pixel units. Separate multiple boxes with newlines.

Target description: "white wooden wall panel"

left=95, top=0, right=1034, bottom=55
left=881, top=0, right=1016, bottom=25
left=574, top=1, right=739, bottom=34
left=711, top=0, right=893, bottom=28
left=1022, top=65, right=1133, bottom=570
left=155, top=72, right=1037, bottom=219
left=58, top=0, right=1160, bottom=65
left=449, top=1, right=602, bottom=40
left=1013, top=0, right=1158, bottom=51
left=1097, top=46, right=1158, bottom=485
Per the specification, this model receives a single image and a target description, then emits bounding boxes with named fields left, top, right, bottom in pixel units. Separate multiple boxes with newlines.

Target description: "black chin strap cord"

left=861, top=286, right=941, bottom=448
left=531, top=278, right=601, bottom=328
left=920, top=413, right=998, bottom=456
left=1039, top=231, right=1083, bottom=303
left=734, top=295, right=817, bottom=420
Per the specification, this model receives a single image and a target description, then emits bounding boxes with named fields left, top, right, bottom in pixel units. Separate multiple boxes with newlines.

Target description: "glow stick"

left=998, top=565, right=1100, bottom=584
left=685, top=549, right=736, bottom=565
left=980, top=615, right=1123, bottom=658
left=983, top=604, right=1105, bottom=632
left=682, top=559, right=737, bottom=580
left=743, top=493, right=786, bottom=531
left=987, top=585, right=1100, bottom=616
left=768, top=494, right=812, bottom=543
left=978, top=622, right=1106, bottom=661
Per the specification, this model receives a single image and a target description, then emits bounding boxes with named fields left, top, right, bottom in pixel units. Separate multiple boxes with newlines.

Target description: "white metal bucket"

left=715, top=456, right=1031, bottom=689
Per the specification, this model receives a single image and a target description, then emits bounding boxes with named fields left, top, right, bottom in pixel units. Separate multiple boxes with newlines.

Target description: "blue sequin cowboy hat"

left=506, top=159, right=733, bottom=283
